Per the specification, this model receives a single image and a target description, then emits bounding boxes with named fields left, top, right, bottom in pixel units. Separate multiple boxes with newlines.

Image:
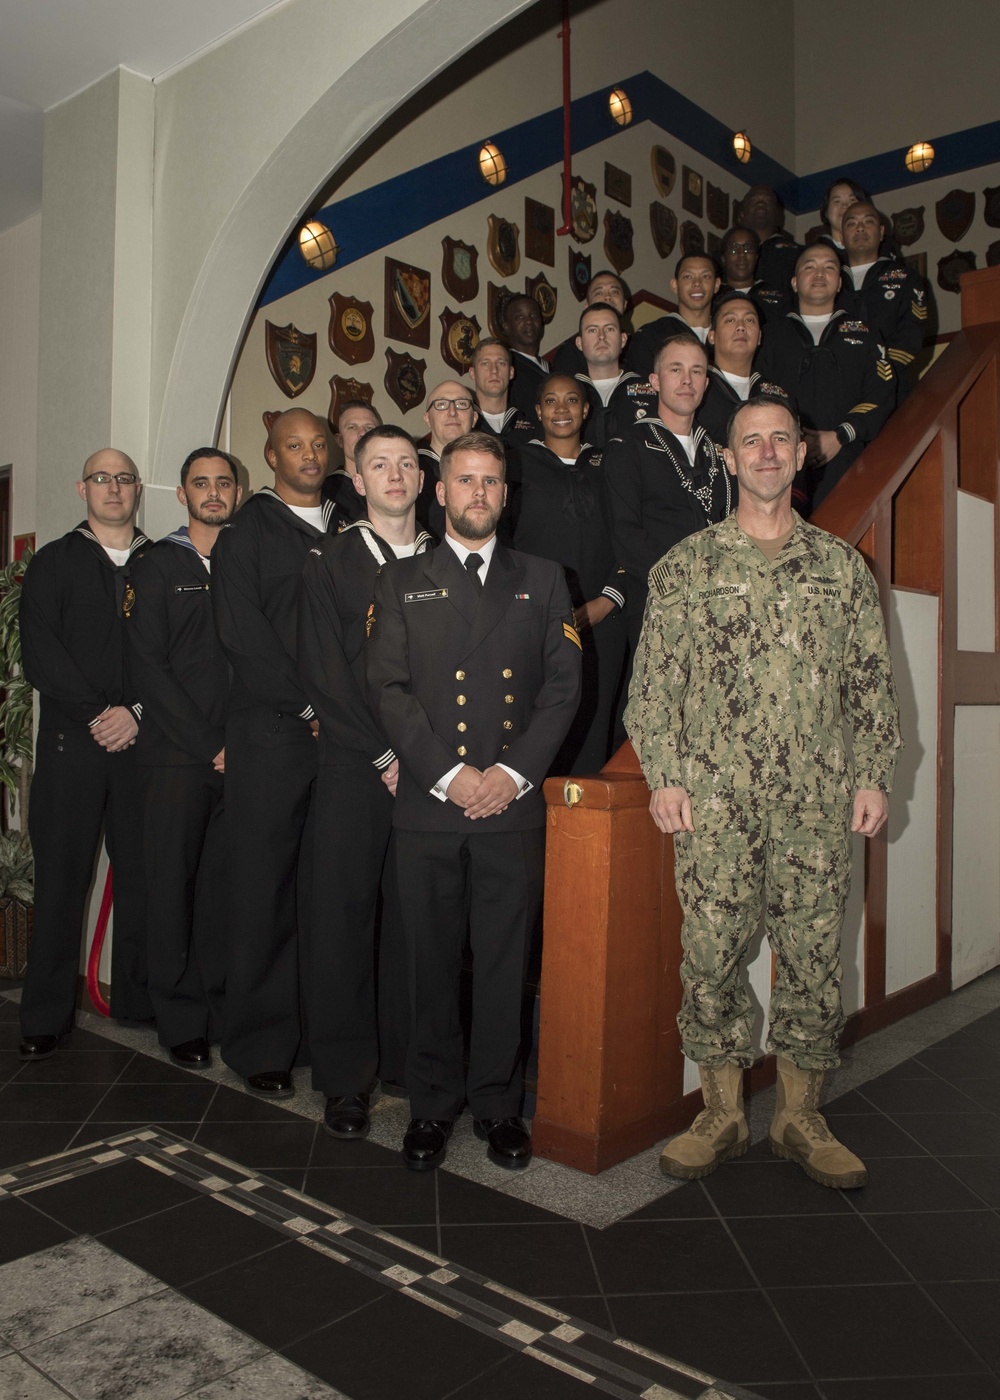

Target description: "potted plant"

left=0, top=551, right=33, bottom=977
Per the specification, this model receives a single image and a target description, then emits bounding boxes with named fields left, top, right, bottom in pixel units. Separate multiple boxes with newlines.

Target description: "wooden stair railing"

left=534, top=265, right=1000, bottom=1174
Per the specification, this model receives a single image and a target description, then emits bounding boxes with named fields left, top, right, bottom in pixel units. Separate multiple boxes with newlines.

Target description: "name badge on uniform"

left=404, top=588, right=449, bottom=602
left=174, top=583, right=209, bottom=593
left=799, top=581, right=847, bottom=602
left=698, top=583, right=748, bottom=600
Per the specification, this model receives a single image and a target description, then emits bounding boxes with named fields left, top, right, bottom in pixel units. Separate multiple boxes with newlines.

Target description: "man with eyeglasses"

left=18, top=450, right=151, bottom=1060
left=416, top=381, right=479, bottom=538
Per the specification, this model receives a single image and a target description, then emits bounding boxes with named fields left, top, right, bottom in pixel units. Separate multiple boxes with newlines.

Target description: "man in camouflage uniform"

left=626, top=396, right=901, bottom=1189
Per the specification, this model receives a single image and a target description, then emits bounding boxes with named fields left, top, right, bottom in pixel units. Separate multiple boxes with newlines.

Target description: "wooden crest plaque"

left=487, top=282, right=518, bottom=340
left=526, top=271, right=557, bottom=325
left=384, top=257, right=431, bottom=348
left=604, top=163, right=631, bottom=207
left=707, top=183, right=730, bottom=230
left=682, top=167, right=703, bottom=219
left=649, top=203, right=677, bottom=259
left=681, top=221, right=705, bottom=256
left=329, top=375, right=374, bottom=428
left=569, top=249, right=592, bottom=302
left=487, top=215, right=521, bottom=278
left=441, top=237, right=479, bottom=302
left=328, top=293, right=374, bottom=366
left=570, top=176, right=598, bottom=244
left=892, top=207, right=925, bottom=247
left=650, top=145, right=676, bottom=198
left=603, top=210, right=634, bottom=274
left=937, top=249, right=976, bottom=294
left=524, top=198, right=555, bottom=266
left=936, top=190, right=974, bottom=243
left=384, top=348, right=426, bottom=414
left=439, top=308, right=481, bottom=374
left=265, top=322, right=316, bottom=399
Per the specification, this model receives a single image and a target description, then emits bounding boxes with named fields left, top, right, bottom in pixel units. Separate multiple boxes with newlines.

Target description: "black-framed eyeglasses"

left=429, top=397, right=474, bottom=412
left=82, top=473, right=139, bottom=486
left=725, top=243, right=756, bottom=255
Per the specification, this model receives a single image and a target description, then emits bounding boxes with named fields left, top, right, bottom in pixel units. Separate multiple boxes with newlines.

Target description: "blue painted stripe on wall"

left=259, top=69, right=1000, bottom=306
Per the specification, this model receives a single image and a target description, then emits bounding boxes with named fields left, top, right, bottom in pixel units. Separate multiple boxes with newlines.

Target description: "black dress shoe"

left=323, top=1093, right=371, bottom=1139
left=19, top=1034, right=59, bottom=1062
left=474, top=1117, right=532, bottom=1169
left=243, top=1070, right=294, bottom=1098
left=402, top=1118, right=453, bottom=1171
left=169, top=1038, right=211, bottom=1069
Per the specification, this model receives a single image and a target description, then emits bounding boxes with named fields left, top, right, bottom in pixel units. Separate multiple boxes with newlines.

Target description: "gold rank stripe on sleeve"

left=563, top=621, right=582, bottom=650
left=850, top=402, right=878, bottom=414
left=888, top=348, right=915, bottom=364
left=876, top=362, right=894, bottom=380
left=912, top=304, right=928, bottom=319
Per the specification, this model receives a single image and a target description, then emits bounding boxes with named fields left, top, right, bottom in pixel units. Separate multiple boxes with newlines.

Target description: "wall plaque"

left=569, top=249, right=592, bottom=302
left=604, top=163, right=631, bottom=207
left=328, top=293, right=374, bottom=366
left=706, top=183, right=729, bottom=230
left=603, top=210, right=634, bottom=274
left=487, top=281, right=517, bottom=340
left=892, top=207, right=925, bottom=246
left=265, top=321, right=316, bottom=398
left=526, top=270, right=557, bottom=324
left=384, top=257, right=431, bottom=348
left=487, top=215, right=521, bottom=277
left=649, top=203, right=677, bottom=259
left=936, top=190, right=974, bottom=242
left=441, top=237, right=479, bottom=302
left=384, top=349, right=426, bottom=413
left=329, top=375, right=374, bottom=427
left=937, top=249, right=976, bottom=294
left=650, top=145, right=676, bottom=198
left=681, top=167, right=703, bottom=219
left=681, top=221, right=705, bottom=256
left=571, top=176, right=598, bottom=244
left=525, top=198, right=555, bottom=265
left=439, top=308, right=481, bottom=374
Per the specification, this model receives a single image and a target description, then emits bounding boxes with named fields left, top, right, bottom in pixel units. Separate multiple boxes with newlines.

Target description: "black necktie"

left=465, top=552, right=483, bottom=592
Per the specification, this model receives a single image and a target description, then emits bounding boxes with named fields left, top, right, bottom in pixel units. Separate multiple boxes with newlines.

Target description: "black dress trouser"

left=141, top=765, right=227, bottom=1048
left=21, top=727, right=149, bottom=1035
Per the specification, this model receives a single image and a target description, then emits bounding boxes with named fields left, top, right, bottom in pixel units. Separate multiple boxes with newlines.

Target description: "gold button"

left=456, top=695, right=466, bottom=706
left=455, top=670, right=465, bottom=680
left=457, top=722, right=467, bottom=733
left=503, top=720, right=512, bottom=730
left=502, top=668, right=513, bottom=679
left=504, top=694, right=514, bottom=704
left=457, top=745, right=467, bottom=757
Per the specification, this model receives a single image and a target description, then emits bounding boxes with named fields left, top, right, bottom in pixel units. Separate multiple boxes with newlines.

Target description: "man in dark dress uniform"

left=606, top=334, right=735, bottom=657
left=126, top=448, right=241, bottom=1068
left=212, top=408, right=337, bottom=1097
left=19, top=450, right=150, bottom=1058
left=840, top=201, right=927, bottom=400
left=366, top=432, right=581, bottom=1172
left=466, top=339, right=536, bottom=449
left=416, top=380, right=478, bottom=539
left=697, top=292, right=764, bottom=451
left=717, top=226, right=789, bottom=325
left=755, top=243, right=896, bottom=509
left=550, top=269, right=629, bottom=377
left=512, top=375, right=627, bottom=774
left=572, top=303, right=654, bottom=449
left=739, top=184, right=802, bottom=302
left=624, top=255, right=720, bottom=380
left=501, top=294, right=548, bottom=421
left=299, top=426, right=433, bottom=1137
left=322, top=399, right=380, bottom=523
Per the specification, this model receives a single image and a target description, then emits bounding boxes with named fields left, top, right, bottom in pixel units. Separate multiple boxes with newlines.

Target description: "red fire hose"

left=85, top=865, right=113, bottom=1016
left=555, top=0, right=573, bottom=237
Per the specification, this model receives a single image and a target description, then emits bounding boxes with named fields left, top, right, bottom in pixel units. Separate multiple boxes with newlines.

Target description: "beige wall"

left=794, top=0, right=1000, bottom=172
left=0, top=214, right=40, bottom=543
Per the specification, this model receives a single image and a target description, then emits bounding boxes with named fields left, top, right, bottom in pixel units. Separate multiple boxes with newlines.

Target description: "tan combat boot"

left=659, top=1062, right=748, bottom=1180
left=769, top=1057, right=867, bottom=1189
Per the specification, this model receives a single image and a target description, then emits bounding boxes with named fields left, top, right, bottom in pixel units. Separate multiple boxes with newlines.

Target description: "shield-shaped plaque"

left=649, top=202, right=677, bottom=259
left=681, top=221, right=705, bottom=256
left=706, top=183, right=730, bottom=231
left=569, top=249, right=592, bottom=302
left=384, top=257, right=431, bottom=348
left=439, top=307, right=481, bottom=374
left=487, top=282, right=518, bottom=341
left=603, top=209, right=634, bottom=275
left=984, top=187, right=1000, bottom=229
left=262, top=409, right=281, bottom=438
left=707, top=233, right=723, bottom=262
left=524, top=198, right=555, bottom=266
left=682, top=167, right=703, bottom=219
left=905, top=252, right=928, bottom=280
left=650, top=145, right=676, bottom=198
left=441, top=237, right=479, bottom=302
left=487, top=216, right=520, bottom=277
left=937, top=249, right=977, bottom=295
left=265, top=322, right=316, bottom=399
left=328, top=375, right=374, bottom=429
left=988, top=241, right=1000, bottom=268
left=384, top=349, right=426, bottom=414
left=892, top=207, right=925, bottom=247
left=526, top=270, right=557, bottom=324
left=571, top=177, right=598, bottom=245
left=936, top=190, right=975, bottom=243
left=328, top=293, right=374, bottom=366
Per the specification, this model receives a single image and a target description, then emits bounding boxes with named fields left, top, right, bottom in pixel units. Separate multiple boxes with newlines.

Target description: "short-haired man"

left=624, top=255, right=720, bottom=381
left=300, top=425, right=432, bottom=1134
left=755, top=243, right=895, bottom=509
left=697, top=291, right=764, bottom=451
left=572, top=302, right=653, bottom=447
left=606, top=334, right=735, bottom=657
left=417, top=381, right=479, bottom=538
left=466, top=339, right=536, bottom=449
left=501, top=294, right=548, bottom=421
left=739, top=184, right=802, bottom=300
left=551, top=269, right=629, bottom=375
left=212, top=408, right=337, bottom=1097
left=323, top=400, right=381, bottom=522
left=717, top=226, right=788, bottom=325
left=126, top=448, right=242, bottom=1067
left=366, top=432, right=581, bottom=1172
left=840, top=201, right=927, bottom=400
left=19, top=450, right=151, bottom=1058
left=626, top=397, right=900, bottom=1190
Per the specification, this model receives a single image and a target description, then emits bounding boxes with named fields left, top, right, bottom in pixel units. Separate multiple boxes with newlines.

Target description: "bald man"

left=19, top=449, right=151, bottom=1058
left=212, top=409, right=337, bottom=1096
left=416, top=381, right=479, bottom=538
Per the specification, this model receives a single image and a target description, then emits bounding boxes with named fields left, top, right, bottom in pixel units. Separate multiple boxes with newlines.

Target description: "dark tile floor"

left=2, top=987, right=1000, bottom=1397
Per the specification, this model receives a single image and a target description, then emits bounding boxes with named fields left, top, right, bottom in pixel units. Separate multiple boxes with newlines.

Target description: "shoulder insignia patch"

left=563, top=621, right=582, bottom=650
left=648, top=562, right=677, bottom=599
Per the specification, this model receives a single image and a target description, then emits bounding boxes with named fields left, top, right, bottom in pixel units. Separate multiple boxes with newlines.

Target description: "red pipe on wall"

left=85, top=865, right=113, bottom=1016
left=556, top=1, right=573, bottom=236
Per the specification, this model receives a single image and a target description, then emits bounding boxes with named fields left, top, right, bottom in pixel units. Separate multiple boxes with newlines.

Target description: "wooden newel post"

left=534, top=742, right=692, bottom=1173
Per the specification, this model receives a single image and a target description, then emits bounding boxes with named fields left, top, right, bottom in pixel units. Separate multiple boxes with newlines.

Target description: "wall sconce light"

left=478, top=141, right=507, bottom=186
left=733, top=131, right=752, bottom=164
left=298, top=220, right=339, bottom=270
left=608, top=88, right=632, bottom=128
left=905, top=141, right=935, bottom=174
